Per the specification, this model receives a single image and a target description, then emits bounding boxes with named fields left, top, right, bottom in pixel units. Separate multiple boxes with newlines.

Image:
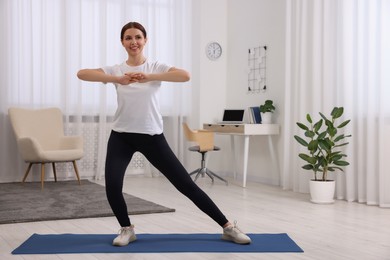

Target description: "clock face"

left=206, top=42, right=222, bottom=60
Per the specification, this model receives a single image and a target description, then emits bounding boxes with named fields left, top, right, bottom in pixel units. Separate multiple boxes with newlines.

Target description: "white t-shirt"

left=102, top=60, right=171, bottom=135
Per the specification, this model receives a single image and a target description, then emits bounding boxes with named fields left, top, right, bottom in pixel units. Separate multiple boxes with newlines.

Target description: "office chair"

left=8, top=107, right=84, bottom=189
left=182, top=123, right=228, bottom=185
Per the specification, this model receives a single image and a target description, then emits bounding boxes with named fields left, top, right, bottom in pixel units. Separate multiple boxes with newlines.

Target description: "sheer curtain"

left=283, top=0, right=390, bottom=207
left=0, top=0, right=192, bottom=182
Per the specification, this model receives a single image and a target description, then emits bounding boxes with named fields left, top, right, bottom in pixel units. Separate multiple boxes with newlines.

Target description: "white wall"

left=191, top=0, right=228, bottom=127
left=188, top=0, right=228, bottom=172
left=191, top=0, right=286, bottom=185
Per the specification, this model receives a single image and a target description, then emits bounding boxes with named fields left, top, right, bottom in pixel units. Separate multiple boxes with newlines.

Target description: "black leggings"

left=104, top=131, right=228, bottom=228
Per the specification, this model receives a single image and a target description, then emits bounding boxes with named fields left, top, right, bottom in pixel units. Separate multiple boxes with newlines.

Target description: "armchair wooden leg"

left=41, top=163, right=45, bottom=190
left=72, top=161, right=81, bottom=185
left=52, top=163, right=57, bottom=182
left=22, top=163, right=33, bottom=183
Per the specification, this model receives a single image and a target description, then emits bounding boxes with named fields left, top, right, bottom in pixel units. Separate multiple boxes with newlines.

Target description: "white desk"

left=203, top=123, right=280, bottom=187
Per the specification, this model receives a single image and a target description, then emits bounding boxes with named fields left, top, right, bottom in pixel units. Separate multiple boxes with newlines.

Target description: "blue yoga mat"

left=12, top=233, right=303, bottom=254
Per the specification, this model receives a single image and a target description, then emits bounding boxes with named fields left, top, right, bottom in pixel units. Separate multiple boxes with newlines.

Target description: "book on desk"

left=248, top=107, right=262, bottom=124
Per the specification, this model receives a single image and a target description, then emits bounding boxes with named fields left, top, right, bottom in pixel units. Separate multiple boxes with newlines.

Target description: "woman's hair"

left=120, top=22, right=147, bottom=41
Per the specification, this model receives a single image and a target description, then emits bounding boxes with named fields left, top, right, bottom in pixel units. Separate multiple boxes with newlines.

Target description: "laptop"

left=218, top=109, right=245, bottom=124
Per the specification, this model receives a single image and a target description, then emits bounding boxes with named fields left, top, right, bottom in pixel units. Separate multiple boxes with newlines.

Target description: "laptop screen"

left=222, top=109, right=245, bottom=122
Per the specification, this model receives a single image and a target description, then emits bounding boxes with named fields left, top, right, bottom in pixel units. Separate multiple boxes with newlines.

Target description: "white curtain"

left=0, top=0, right=192, bottom=182
left=283, top=0, right=390, bottom=207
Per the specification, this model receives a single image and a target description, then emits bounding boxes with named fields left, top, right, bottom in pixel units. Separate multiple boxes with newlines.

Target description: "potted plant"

left=259, top=100, right=275, bottom=123
left=294, top=107, right=351, bottom=204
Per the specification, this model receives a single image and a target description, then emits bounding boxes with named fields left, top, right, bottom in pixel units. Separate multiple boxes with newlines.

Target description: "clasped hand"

left=117, top=72, right=149, bottom=85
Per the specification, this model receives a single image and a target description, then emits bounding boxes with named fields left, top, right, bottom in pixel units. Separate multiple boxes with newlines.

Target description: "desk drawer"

left=203, top=124, right=245, bottom=133
left=203, top=123, right=280, bottom=135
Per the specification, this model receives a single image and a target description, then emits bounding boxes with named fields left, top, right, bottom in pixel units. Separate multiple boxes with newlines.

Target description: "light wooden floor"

left=1, top=176, right=390, bottom=260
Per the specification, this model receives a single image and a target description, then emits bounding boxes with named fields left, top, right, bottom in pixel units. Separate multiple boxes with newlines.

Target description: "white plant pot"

left=261, top=112, right=272, bottom=124
left=309, top=180, right=335, bottom=204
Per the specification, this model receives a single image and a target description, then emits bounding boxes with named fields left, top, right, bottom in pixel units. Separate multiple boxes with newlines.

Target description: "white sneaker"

left=112, top=225, right=137, bottom=246
left=222, top=221, right=251, bottom=244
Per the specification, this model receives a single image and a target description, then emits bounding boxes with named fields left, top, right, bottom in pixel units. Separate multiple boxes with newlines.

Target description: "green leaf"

left=330, top=107, right=338, bottom=116
left=328, top=126, right=337, bottom=137
left=320, top=160, right=328, bottom=168
left=297, top=122, right=308, bottom=131
left=308, top=140, right=319, bottom=151
left=294, top=135, right=308, bottom=147
left=319, top=112, right=328, bottom=121
left=305, top=130, right=315, bottom=138
left=299, top=153, right=317, bottom=164
left=334, top=153, right=347, bottom=158
left=332, top=107, right=344, bottom=119
left=302, top=164, right=314, bottom=170
left=313, top=119, right=323, bottom=132
left=334, top=134, right=345, bottom=142
left=325, top=119, right=333, bottom=128
left=317, top=131, right=327, bottom=139
left=326, top=137, right=334, bottom=145
left=319, top=139, right=331, bottom=151
left=331, top=154, right=343, bottom=162
left=328, top=166, right=344, bottom=172
left=306, top=114, right=312, bottom=123
left=338, top=119, right=350, bottom=128
left=334, top=142, right=349, bottom=148
left=317, top=156, right=325, bottom=165
left=333, top=160, right=350, bottom=166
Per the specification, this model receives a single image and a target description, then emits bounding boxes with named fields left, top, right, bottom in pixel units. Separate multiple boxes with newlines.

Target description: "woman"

left=77, top=21, right=251, bottom=246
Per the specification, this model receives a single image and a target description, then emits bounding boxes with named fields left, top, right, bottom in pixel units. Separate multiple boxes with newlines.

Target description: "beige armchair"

left=182, top=123, right=227, bottom=184
left=8, top=107, right=83, bottom=189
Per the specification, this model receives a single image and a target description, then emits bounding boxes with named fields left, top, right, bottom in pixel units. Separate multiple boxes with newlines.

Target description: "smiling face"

left=121, top=28, right=147, bottom=57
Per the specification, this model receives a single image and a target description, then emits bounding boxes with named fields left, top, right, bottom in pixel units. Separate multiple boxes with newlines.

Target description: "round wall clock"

left=205, top=42, right=222, bottom=60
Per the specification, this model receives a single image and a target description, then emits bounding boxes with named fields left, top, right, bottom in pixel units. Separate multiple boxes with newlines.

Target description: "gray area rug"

left=0, top=180, right=175, bottom=224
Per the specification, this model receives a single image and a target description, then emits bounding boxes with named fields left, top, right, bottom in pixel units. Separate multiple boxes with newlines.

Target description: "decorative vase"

left=261, top=112, right=272, bottom=124
left=309, top=180, right=335, bottom=204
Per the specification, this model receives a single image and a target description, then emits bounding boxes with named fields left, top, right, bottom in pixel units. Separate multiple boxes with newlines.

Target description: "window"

left=1, top=0, right=192, bottom=116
